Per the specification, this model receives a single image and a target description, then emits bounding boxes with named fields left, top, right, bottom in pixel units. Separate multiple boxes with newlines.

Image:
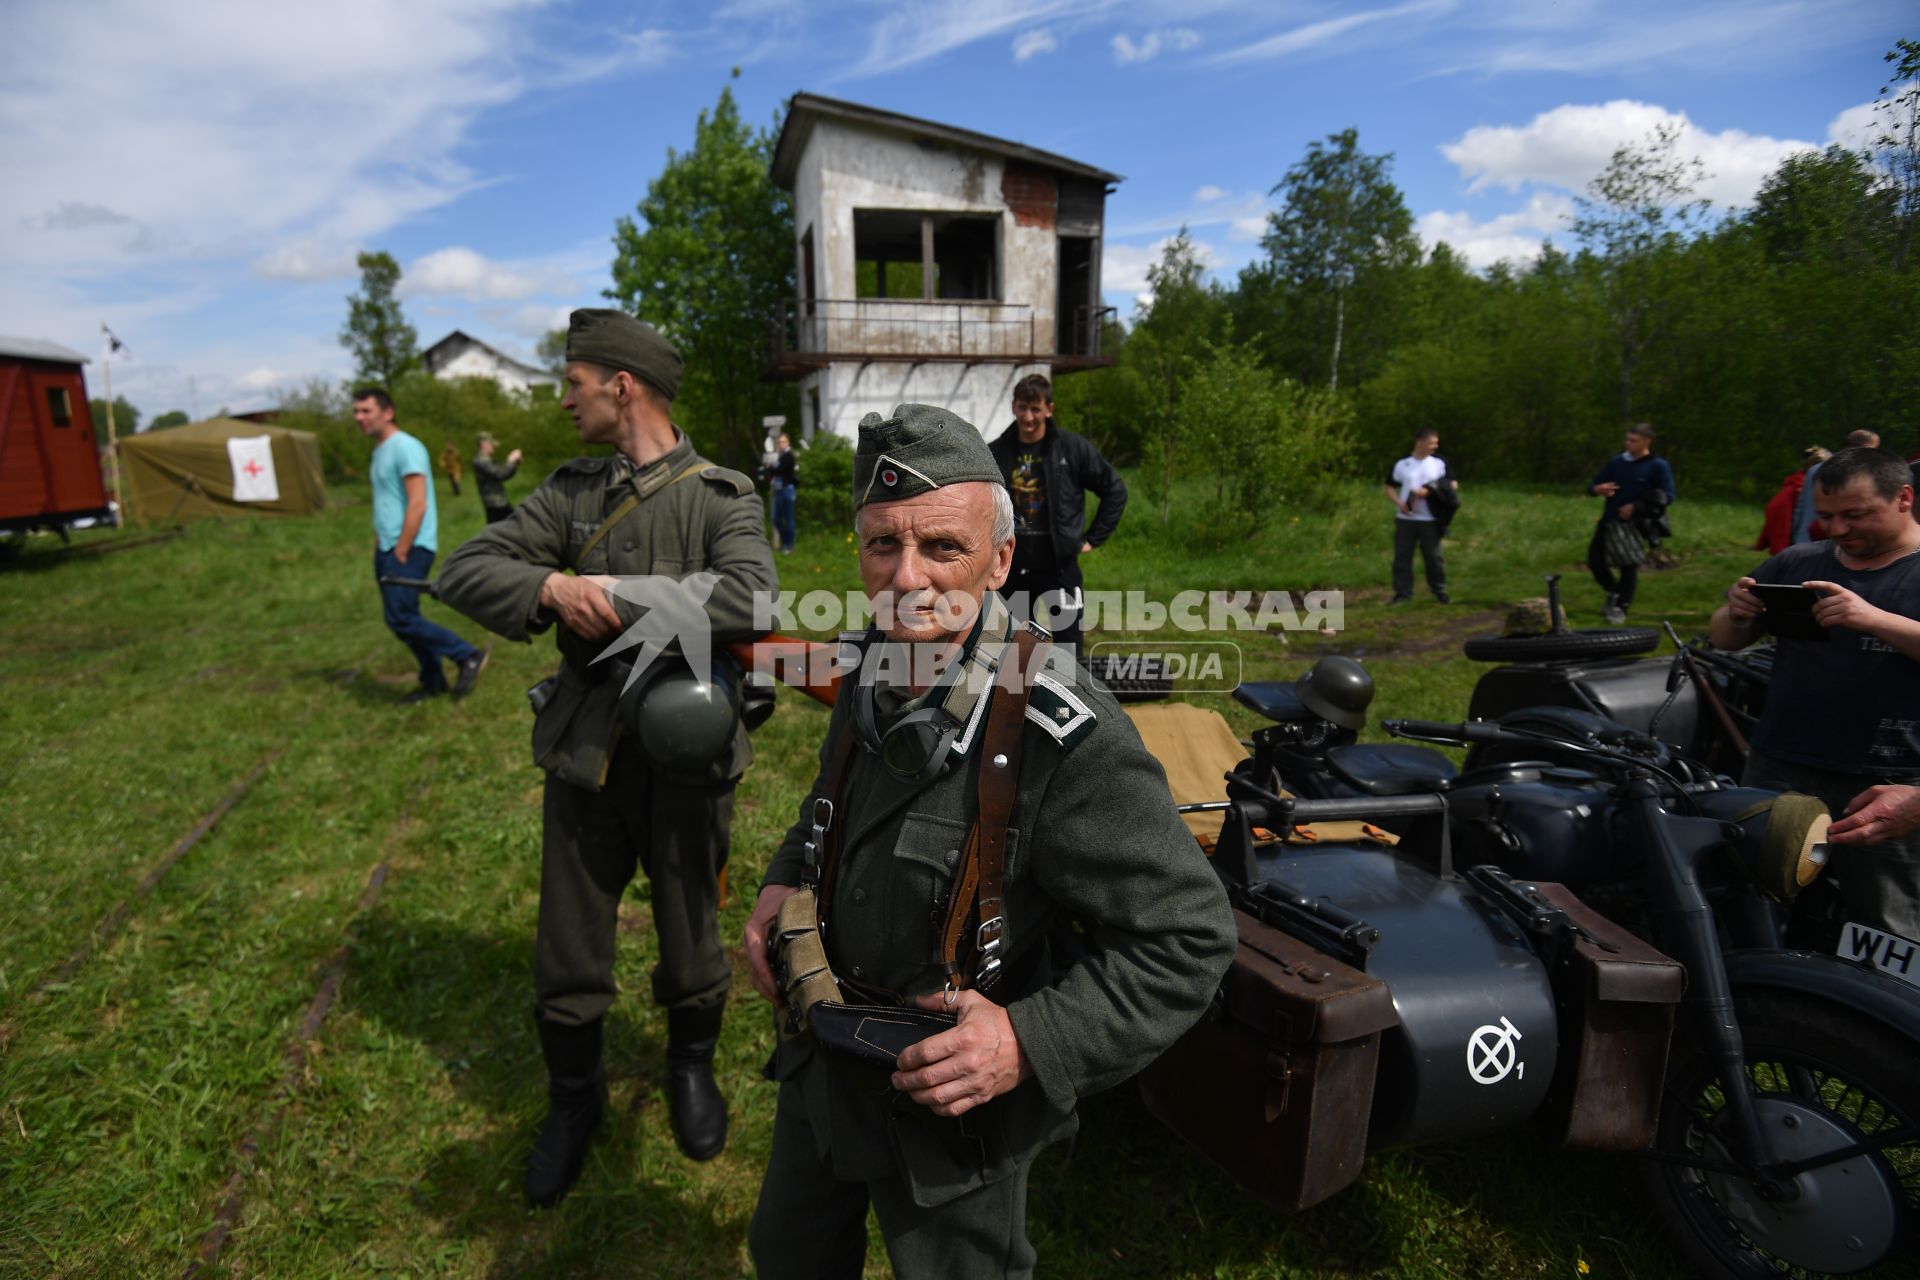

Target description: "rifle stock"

left=727, top=635, right=841, bottom=708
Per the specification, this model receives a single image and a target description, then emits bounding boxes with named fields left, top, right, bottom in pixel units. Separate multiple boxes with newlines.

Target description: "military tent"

left=120, top=417, right=329, bottom=523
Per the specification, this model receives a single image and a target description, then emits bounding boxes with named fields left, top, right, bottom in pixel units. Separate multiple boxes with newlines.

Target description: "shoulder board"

left=556, top=455, right=613, bottom=476
left=1025, top=671, right=1097, bottom=750
left=697, top=465, right=755, bottom=497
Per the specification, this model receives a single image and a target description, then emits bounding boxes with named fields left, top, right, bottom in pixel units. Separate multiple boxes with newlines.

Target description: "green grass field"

left=0, top=476, right=1770, bottom=1278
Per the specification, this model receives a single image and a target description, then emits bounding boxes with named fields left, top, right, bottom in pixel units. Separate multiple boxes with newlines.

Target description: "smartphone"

left=1749, top=582, right=1828, bottom=642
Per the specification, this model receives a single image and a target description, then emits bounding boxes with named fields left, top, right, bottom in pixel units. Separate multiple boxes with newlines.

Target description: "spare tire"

left=1462, top=627, right=1661, bottom=662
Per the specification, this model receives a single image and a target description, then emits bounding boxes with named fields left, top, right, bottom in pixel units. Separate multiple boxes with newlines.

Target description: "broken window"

left=854, top=210, right=998, bottom=301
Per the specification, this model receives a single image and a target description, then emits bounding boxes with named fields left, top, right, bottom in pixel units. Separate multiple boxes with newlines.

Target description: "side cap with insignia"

left=853, top=404, right=1000, bottom=509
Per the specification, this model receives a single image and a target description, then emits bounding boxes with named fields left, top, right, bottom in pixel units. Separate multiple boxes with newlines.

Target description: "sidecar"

left=1129, top=700, right=1686, bottom=1213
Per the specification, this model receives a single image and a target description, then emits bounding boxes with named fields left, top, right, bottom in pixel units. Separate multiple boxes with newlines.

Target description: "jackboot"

left=525, top=1017, right=606, bottom=1208
left=665, top=1004, right=728, bottom=1161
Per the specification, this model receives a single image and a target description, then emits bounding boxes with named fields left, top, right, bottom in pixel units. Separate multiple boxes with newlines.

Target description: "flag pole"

left=101, top=343, right=126, bottom=525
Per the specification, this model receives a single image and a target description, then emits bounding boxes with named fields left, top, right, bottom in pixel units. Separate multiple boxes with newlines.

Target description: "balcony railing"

left=765, top=299, right=1116, bottom=380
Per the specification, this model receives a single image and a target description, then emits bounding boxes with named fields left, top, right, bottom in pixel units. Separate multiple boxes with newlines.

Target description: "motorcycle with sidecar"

left=1132, top=648, right=1920, bottom=1280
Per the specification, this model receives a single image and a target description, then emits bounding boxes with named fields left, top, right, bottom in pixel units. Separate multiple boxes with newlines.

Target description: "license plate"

left=1838, top=920, right=1920, bottom=989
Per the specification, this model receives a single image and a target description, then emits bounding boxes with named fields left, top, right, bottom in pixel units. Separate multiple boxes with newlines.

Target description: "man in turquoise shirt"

left=355, top=386, right=486, bottom=704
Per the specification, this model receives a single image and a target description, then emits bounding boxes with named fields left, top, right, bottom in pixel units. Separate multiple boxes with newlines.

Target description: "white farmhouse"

left=767, top=93, right=1119, bottom=440
left=421, top=331, right=561, bottom=397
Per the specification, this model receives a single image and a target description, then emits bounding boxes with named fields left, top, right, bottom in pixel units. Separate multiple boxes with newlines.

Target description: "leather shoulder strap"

left=813, top=729, right=860, bottom=928
left=572, top=458, right=709, bottom=570
left=940, top=627, right=1043, bottom=994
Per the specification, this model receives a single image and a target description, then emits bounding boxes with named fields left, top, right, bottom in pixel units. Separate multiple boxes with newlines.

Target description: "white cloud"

left=1442, top=101, right=1818, bottom=209
left=236, top=367, right=284, bottom=392
left=1415, top=192, right=1575, bottom=270
left=0, top=0, right=659, bottom=279
left=1451, top=2, right=1825, bottom=78
left=1827, top=98, right=1897, bottom=154
left=253, top=242, right=361, bottom=282
left=1212, top=0, right=1450, bottom=65
left=403, top=246, right=559, bottom=302
left=840, top=0, right=1103, bottom=79
left=510, top=304, right=576, bottom=341
left=1103, top=234, right=1220, bottom=310
left=1112, top=27, right=1199, bottom=65
left=1115, top=188, right=1271, bottom=242
left=1012, top=29, right=1058, bottom=62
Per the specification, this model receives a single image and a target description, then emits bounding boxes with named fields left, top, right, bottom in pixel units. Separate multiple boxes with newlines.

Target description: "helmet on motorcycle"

left=618, top=657, right=743, bottom=773
left=1295, top=656, right=1373, bottom=731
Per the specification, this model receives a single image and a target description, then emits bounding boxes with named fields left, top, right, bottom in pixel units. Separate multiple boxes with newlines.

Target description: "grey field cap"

left=853, top=403, right=1001, bottom=509
left=565, top=308, right=683, bottom=401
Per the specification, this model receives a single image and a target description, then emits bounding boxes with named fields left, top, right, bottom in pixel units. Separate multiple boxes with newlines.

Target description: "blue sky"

left=0, top=0, right=1908, bottom=420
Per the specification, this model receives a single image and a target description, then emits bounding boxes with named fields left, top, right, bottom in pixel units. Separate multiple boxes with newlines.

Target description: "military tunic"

left=473, top=452, right=519, bottom=515
left=748, top=597, right=1236, bottom=1278
left=437, top=431, right=777, bottom=1025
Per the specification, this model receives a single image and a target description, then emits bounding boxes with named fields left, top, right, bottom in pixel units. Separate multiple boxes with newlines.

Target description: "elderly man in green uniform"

left=741, top=403, right=1236, bottom=1278
left=437, top=309, right=777, bottom=1206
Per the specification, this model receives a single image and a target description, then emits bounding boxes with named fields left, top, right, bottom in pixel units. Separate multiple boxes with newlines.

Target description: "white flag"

left=227, top=436, right=280, bottom=502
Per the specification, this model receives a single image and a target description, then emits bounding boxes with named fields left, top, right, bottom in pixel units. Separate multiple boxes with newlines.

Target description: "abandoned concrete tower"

left=766, top=93, right=1119, bottom=440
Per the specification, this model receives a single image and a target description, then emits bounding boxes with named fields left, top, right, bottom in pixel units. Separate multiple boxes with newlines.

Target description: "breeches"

left=747, top=1077, right=1037, bottom=1280
left=534, top=745, right=734, bottom=1025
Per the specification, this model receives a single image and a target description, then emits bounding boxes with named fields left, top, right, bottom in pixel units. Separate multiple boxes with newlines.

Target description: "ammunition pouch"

left=770, top=886, right=957, bottom=1071
left=773, top=886, right=843, bottom=1037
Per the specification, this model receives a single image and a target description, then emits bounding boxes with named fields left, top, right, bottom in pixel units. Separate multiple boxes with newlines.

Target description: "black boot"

left=525, top=1017, right=606, bottom=1208
left=665, top=1004, right=728, bottom=1161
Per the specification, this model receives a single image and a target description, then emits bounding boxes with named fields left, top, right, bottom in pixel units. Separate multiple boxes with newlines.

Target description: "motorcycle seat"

left=1324, top=743, right=1458, bottom=796
left=1233, top=681, right=1311, bottom=723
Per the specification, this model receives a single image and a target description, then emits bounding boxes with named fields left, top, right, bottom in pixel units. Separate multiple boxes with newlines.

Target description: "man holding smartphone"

left=1710, top=447, right=1920, bottom=940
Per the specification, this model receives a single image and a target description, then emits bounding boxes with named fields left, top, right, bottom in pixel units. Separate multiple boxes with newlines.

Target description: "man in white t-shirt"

left=1385, top=428, right=1450, bottom=604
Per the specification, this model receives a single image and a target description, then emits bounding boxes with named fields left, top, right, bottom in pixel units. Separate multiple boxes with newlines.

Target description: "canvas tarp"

left=120, top=417, right=330, bottom=522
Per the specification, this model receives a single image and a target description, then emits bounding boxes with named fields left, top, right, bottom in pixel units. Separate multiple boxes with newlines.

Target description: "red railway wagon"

left=0, top=337, right=112, bottom=534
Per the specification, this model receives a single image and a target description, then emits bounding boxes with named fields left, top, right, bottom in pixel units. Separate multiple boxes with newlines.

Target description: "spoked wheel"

left=1641, top=987, right=1920, bottom=1278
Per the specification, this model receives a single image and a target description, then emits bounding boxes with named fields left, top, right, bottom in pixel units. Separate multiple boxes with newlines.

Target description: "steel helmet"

left=1295, top=656, right=1374, bottom=731
left=619, top=657, right=743, bottom=773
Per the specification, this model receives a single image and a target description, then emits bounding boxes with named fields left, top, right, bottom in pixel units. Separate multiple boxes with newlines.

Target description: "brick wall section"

left=1002, top=163, right=1057, bottom=229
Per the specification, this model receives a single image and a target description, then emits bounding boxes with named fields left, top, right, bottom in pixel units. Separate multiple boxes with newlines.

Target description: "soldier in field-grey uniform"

left=437, top=309, right=776, bottom=1206
left=741, top=403, right=1235, bottom=1278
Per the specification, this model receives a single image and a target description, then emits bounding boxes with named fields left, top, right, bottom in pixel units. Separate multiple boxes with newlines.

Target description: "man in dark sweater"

left=1710, top=447, right=1920, bottom=941
left=1587, top=423, right=1675, bottom=623
left=987, top=374, right=1127, bottom=652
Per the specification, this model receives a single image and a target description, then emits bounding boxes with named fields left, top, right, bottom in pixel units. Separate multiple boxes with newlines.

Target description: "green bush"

left=280, top=373, right=586, bottom=485
left=795, top=430, right=854, bottom=531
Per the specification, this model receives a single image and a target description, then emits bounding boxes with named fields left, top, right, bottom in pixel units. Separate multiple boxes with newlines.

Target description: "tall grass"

left=0, top=473, right=1770, bottom=1277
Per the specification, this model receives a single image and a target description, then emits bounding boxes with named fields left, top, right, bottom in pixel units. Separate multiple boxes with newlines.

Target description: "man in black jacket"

left=987, top=373, right=1127, bottom=652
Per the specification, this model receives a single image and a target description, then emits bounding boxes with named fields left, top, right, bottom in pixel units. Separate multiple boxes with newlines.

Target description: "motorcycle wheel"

left=1640, top=986, right=1920, bottom=1279
left=1462, top=627, right=1660, bottom=662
